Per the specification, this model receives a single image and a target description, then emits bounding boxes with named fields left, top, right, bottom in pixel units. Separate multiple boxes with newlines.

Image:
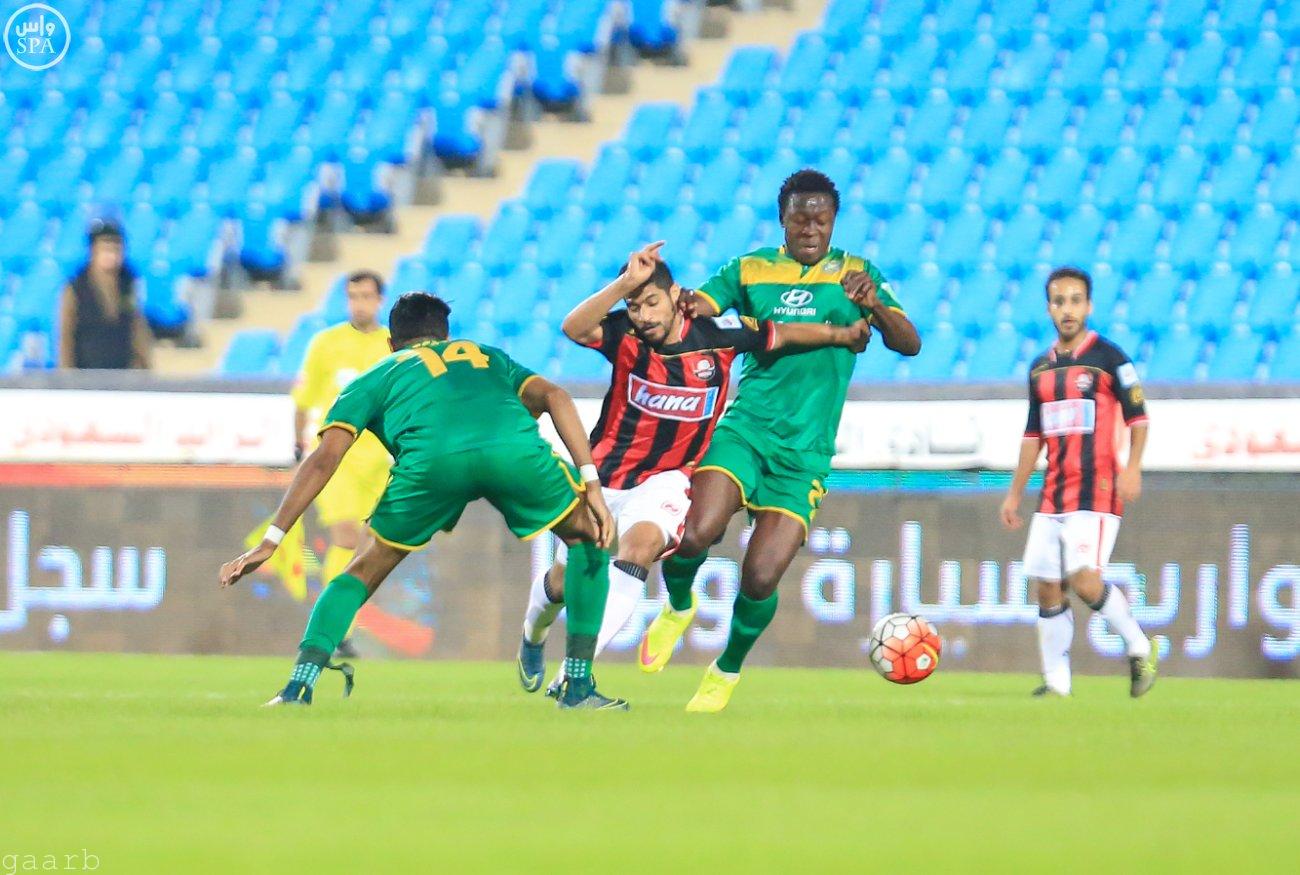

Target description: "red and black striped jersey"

left=1025, top=331, right=1149, bottom=516
left=584, top=310, right=777, bottom=489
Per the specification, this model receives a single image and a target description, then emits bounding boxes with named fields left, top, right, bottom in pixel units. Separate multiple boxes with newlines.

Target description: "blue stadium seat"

left=261, top=147, right=319, bottom=222
left=744, top=150, right=801, bottom=213
left=1143, top=323, right=1200, bottom=382
left=150, top=148, right=206, bottom=217
left=1160, top=0, right=1212, bottom=36
left=1219, top=0, right=1269, bottom=41
left=1107, top=204, right=1165, bottom=274
left=720, top=47, right=776, bottom=108
left=340, top=147, right=390, bottom=216
left=1173, top=31, right=1226, bottom=98
left=1059, top=33, right=1111, bottom=99
left=51, top=207, right=95, bottom=273
left=1034, top=148, right=1089, bottom=216
left=1247, top=265, right=1299, bottom=335
left=1152, top=146, right=1206, bottom=211
left=340, top=36, right=395, bottom=95
left=961, top=90, right=1016, bottom=158
left=832, top=203, right=872, bottom=254
left=994, top=206, right=1047, bottom=274
left=1089, top=263, right=1124, bottom=318
left=207, top=148, right=260, bottom=218
left=878, top=0, right=927, bottom=40
left=894, top=262, right=945, bottom=332
left=431, top=91, right=483, bottom=166
left=1234, top=30, right=1283, bottom=96
left=508, top=321, right=558, bottom=372
left=845, top=90, right=900, bottom=160
left=1190, top=90, right=1245, bottom=158
left=637, top=149, right=689, bottom=221
left=948, top=34, right=999, bottom=99
left=1092, top=147, right=1146, bottom=215
left=1228, top=204, right=1284, bottom=272
left=442, top=262, right=489, bottom=321
left=692, top=150, right=748, bottom=220
left=285, top=37, right=338, bottom=97
left=933, top=0, right=982, bottom=40
left=947, top=266, right=1007, bottom=336
left=734, top=92, right=787, bottom=161
left=479, top=204, right=533, bottom=276
left=1018, top=92, right=1074, bottom=157
left=590, top=207, right=646, bottom=275
left=1269, top=331, right=1300, bottom=381
left=238, top=200, right=286, bottom=277
left=778, top=32, right=831, bottom=106
left=821, top=0, right=871, bottom=49
left=1125, top=265, right=1184, bottom=332
left=1209, top=146, right=1265, bottom=212
left=1267, top=147, right=1300, bottom=214
left=919, top=148, right=973, bottom=215
left=139, top=259, right=190, bottom=336
left=702, top=206, right=759, bottom=269
left=850, top=332, right=903, bottom=382
left=933, top=204, right=988, bottom=272
left=365, top=90, right=420, bottom=165
left=1250, top=88, right=1299, bottom=157
left=792, top=92, right=846, bottom=161
left=902, top=322, right=961, bottom=381
left=903, top=90, right=957, bottom=159
left=1007, top=280, right=1051, bottom=334
left=491, top=263, right=546, bottom=331
left=169, top=203, right=222, bottom=277
left=832, top=38, right=884, bottom=107
left=554, top=339, right=612, bottom=380
left=456, top=37, right=510, bottom=108
left=277, top=314, right=327, bottom=378
left=0, top=202, right=49, bottom=275
left=818, top=147, right=859, bottom=200
left=220, top=330, right=281, bottom=376
left=977, top=148, right=1029, bottom=217
left=91, top=145, right=146, bottom=207
left=389, top=256, right=433, bottom=296
left=523, top=160, right=581, bottom=220
left=679, top=88, right=732, bottom=162
left=423, top=215, right=482, bottom=276
left=78, top=91, right=133, bottom=158
left=1075, top=89, right=1128, bottom=158
left=885, top=33, right=940, bottom=97
left=629, top=0, right=679, bottom=55
left=1001, top=33, right=1057, bottom=96
left=1133, top=91, right=1188, bottom=156
left=658, top=205, right=703, bottom=266
left=1184, top=263, right=1243, bottom=337
left=1205, top=325, right=1262, bottom=381
left=1119, top=32, right=1172, bottom=96
left=624, top=103, right=681, bottom=162
left=871, top=206, right=929, bottom=277
left=550, top=262, right=601, bottom=314
left=964, top=322, right=1023, bottom=381
left=11, top=259, right=66, bottom=334
left=536, top=206, right=590, bottom=277
left=193, top=91, right=245, bottom=156
left=1167, top=204, right=1227, bottom=274
left=580, top=146, right=634, bottom=218
left=1102, top=322, right=1144, bottom=362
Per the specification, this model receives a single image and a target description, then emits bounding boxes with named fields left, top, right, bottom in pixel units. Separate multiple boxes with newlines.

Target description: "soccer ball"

left=868, top=613, right=942, bottom=685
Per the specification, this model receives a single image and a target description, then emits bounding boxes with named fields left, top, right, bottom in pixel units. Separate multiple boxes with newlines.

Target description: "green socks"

left=300, top=573, right=369, bottom=655
left=563, top=541, right=610, bottom=678
left=662, top=551, right=707, bottom=612
left=716, top=591, right=779, bottom=674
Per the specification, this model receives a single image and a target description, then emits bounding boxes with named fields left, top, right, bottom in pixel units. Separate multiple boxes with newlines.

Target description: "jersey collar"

left=1050, top=330, right=1097, bottom=361
left=777, top=245, right=838, bottom=277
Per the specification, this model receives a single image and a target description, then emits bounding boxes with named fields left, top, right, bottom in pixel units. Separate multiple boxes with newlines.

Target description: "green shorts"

left=367, top=440, right=582, bottom=550
left=696, top=422, right=830, bottom=535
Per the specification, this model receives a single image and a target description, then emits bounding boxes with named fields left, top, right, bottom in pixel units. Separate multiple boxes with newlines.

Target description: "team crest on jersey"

left=628, top=374, right=719, bottom=422
left=822, top=260, right=843, bottom=274
left=692, top=358, right=716, bottom=381
left=1074, top=372, right=1093, bottom=393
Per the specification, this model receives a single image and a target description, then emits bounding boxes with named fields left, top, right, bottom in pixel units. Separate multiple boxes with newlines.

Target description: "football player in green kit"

left=638, top=170, right=923, bottom=711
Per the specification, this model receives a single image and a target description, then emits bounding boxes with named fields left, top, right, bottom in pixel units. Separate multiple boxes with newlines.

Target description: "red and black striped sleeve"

left=1103, top=342, right=1149, bottom=426
left=583, top=310, right=633, bottom=362
left=1024, top=359, right=1046, bottom=439
left=673, top=315, right=776, bottom=355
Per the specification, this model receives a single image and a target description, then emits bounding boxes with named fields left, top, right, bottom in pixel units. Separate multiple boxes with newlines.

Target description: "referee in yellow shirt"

left=292, top=270, right=393, bottom=656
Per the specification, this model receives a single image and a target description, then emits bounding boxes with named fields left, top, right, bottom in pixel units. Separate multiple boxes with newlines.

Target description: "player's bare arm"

left=219, top=426, right=356, bottom=587
left=561, top=241, right=665, bottom=346
left=520, top=376, right=614, bottom=548
left=772, top=319, right=871, bottom=353
left=843, top=270, right=921, bottom=355
left=1000, top=437, right=1044, bottom=531
left=1118, top=423, right=1149, bottom=503
left=678, top=288, right=721, bottom=319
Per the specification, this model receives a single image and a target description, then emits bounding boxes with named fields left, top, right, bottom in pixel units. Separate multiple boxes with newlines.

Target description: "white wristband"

left=579, top=464, right=600, bottom=484
left=264, top=525, right=286, bottom=546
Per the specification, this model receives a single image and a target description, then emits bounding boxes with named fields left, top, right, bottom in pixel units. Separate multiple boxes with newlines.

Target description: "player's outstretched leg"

left=519, top=566, right=563, bottom=693
left=266, top=535, right=407, bottom=706
left=1074, top=572, right=1156, bottom=698
left=545, top=557, right=653, bottom=697
left=687, top=511, right=801, bottom=713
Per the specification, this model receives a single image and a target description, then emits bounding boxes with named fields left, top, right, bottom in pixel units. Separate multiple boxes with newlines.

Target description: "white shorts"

left=1022, top=511, right=1121, bottom=581
left=555, top=469, right=691, bottom=563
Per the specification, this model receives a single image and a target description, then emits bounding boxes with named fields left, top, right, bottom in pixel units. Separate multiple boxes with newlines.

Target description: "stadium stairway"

left=156, top=0, right=827, bottom=374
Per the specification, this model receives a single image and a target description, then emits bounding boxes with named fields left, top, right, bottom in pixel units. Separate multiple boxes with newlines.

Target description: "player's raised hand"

left=843, top=319, right=872, bottom=353
left=584, top=486, right=616, bottom=549
left=842, top=270, right=880, bottom=310
left=623, top=241, right=665, bottom=288
left=998, top=494, right=1023, bottom=531
left=219, top=541, right=278, bottom=588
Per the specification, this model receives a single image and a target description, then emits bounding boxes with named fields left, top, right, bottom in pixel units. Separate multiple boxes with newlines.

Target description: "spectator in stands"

left=59, top=219, right=152, bottom=370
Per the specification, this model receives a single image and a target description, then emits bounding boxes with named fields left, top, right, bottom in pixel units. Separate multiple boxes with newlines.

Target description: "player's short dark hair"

left=389, top=292, right=451, bottom=346
left=1045, top=266, right=1092, bottom=300
left=347, top=269, right=385, bottom=296
left=778, top=169, right=840, bottom=220
left=617, top=259, right=675, bottom=296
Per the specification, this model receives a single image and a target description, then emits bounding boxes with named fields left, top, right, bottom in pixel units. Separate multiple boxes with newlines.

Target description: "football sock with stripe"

left=323, top=545, right=359, bottom=641
left=662, top=551, right=706, bottom=612
left=1088, top=584, right=1151, bottom=659
left=522, top=569, right=564, bottom=645
left=300, top=573, right=369, bottom=655
left=1037, top=602, right=1074, bottom=694
left=716, top=591, right=779, bottom=674
left=596, top=561, right=648, bottom=655
left=562, top=541, right=611, bottom=684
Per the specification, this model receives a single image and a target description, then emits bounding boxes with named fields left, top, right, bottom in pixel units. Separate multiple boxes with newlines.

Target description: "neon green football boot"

left=637, top=593, right=697, bottom=673
left=685, top=662, right=740, bottom=713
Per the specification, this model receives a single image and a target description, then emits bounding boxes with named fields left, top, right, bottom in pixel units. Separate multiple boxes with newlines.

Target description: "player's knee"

left=331, top=521, right=363, bottom=550
left=618, top=523, right=666, bottom=568
left=740, top=565, right=781, bottom=600
left=1035, top=579, right=1064, bottom=606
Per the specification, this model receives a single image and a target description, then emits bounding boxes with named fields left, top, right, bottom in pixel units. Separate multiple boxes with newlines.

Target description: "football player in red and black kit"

left=517, top=243, right=869, bottom=694
left=1000, top=266, right=1158, bottom=699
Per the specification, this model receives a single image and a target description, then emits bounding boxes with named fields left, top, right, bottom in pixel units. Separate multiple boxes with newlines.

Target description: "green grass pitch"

left=2, top=652, right=1297, bottom=872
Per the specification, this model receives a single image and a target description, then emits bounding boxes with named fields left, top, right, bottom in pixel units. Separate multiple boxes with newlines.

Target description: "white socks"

left=1037, top=603, right=1074, bottom=694
left=522, top=569, right=563, bottom=645
left=1094, top=584, right=1152, bottom=659
left=596, top=563, right=647, bottom=654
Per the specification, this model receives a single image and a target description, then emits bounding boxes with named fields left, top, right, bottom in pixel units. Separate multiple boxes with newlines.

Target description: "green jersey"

left=697, top=246, right=904, bottom=457
left=323, top=338, right=543, bottom=470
